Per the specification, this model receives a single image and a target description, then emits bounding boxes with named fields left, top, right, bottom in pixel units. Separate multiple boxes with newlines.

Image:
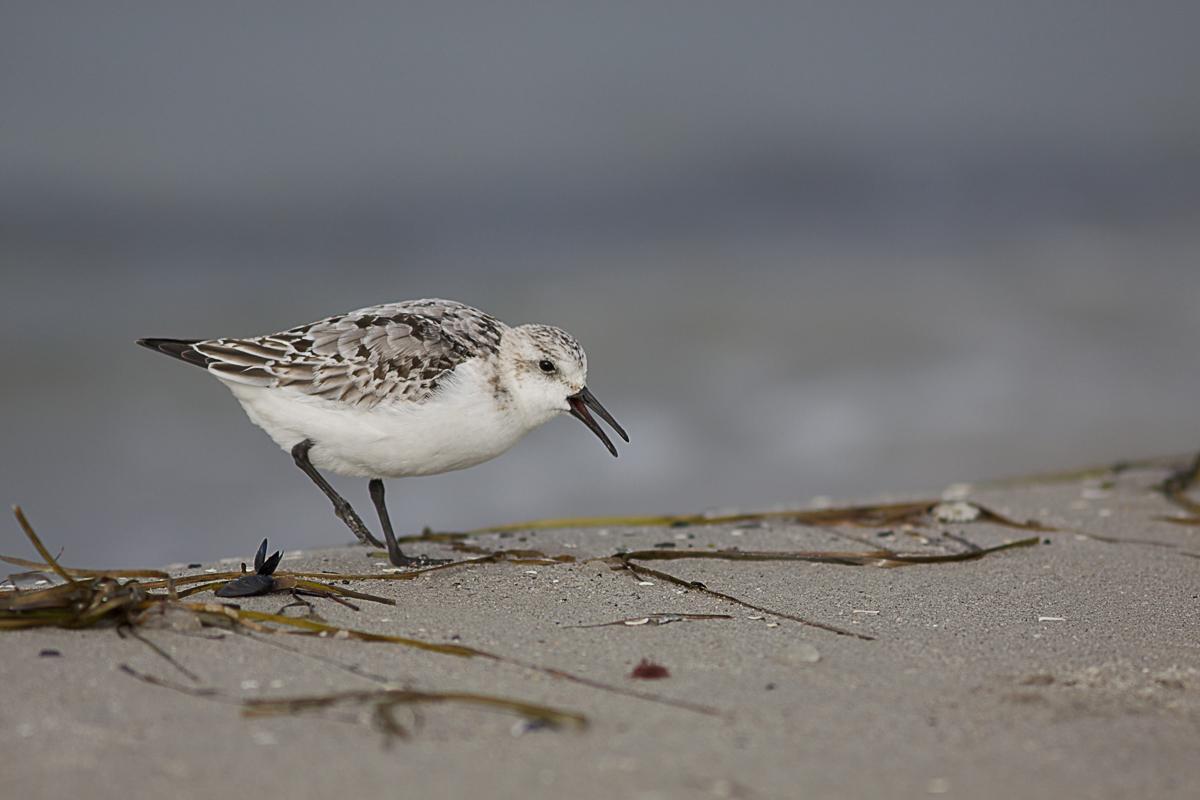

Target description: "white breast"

left=222, top=358, right=532, bottom=478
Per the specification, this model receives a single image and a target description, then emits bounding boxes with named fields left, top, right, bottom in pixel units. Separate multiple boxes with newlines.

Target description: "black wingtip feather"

left=136, top=337, right=213, bottom=368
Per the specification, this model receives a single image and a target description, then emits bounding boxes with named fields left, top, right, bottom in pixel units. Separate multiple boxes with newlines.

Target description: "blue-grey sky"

left=3, top=2, right=1198, bottom=242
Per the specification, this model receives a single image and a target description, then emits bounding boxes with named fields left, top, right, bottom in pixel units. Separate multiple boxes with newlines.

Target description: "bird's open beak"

left=567, top=387, right=629, bottom=457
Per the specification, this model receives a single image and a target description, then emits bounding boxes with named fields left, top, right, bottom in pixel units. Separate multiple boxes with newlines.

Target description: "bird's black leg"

left=369, top=478, right=450, bottom=567
left=291, top=440, right=385, bottom=549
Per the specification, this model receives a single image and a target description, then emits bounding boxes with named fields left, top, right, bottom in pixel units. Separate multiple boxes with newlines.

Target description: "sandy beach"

left=2, top=458, right=1197, bottom=799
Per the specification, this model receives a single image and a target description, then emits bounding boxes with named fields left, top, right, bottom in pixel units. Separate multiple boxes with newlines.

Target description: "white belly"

left=222, top=361, right=531, bottom=478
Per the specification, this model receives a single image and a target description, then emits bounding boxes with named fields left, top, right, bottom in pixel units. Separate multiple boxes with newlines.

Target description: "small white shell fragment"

left=637, top=581, right=654, bottom=586
left=931, top=501, right=981, bottom=523
left=1038, top=616, right=1066, bottom=622
left=623, top=618, right=651, bottom=626
left=851, top=609, right=880, bottom=615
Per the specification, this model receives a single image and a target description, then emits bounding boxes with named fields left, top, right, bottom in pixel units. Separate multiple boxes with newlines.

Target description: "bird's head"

left=498, top=324, right=628, bottom=456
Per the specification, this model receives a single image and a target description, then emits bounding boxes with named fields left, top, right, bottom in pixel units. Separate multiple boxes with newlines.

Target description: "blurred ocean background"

left=3, top=3, right=1199, bottom=566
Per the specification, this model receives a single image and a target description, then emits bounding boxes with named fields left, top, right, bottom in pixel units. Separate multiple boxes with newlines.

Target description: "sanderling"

left=138, top=298, right=627, bottom=566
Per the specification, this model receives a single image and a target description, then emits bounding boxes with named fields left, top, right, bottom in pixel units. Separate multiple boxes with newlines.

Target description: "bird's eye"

left=538, top=359, right=556, bottom=373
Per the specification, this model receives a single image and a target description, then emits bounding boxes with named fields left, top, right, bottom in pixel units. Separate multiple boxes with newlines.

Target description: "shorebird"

left=138, top=298, right=628, bottom=567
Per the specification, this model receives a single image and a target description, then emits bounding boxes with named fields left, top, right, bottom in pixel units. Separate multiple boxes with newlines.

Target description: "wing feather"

left=197, top=299, right=506, bottom=407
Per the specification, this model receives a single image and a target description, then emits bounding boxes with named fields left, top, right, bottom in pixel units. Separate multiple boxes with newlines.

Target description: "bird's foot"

left=383, top=534, right=451, bottom=568
left=386, top=551, right=452, bottom=569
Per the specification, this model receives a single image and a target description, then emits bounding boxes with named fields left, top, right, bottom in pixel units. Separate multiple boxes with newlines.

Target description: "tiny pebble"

left=510, top=718, right=553, bottom=736
left=630, top=659, right=670, bottom=679
left=932, top=501, right=980, bottom=523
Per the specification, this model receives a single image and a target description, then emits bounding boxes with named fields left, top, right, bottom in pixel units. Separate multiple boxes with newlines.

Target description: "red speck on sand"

left=630, top=658, right=670, bottom=679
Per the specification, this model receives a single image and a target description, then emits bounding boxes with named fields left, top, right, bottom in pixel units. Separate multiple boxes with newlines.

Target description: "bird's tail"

left=136, top=337, right=213, bottom=368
